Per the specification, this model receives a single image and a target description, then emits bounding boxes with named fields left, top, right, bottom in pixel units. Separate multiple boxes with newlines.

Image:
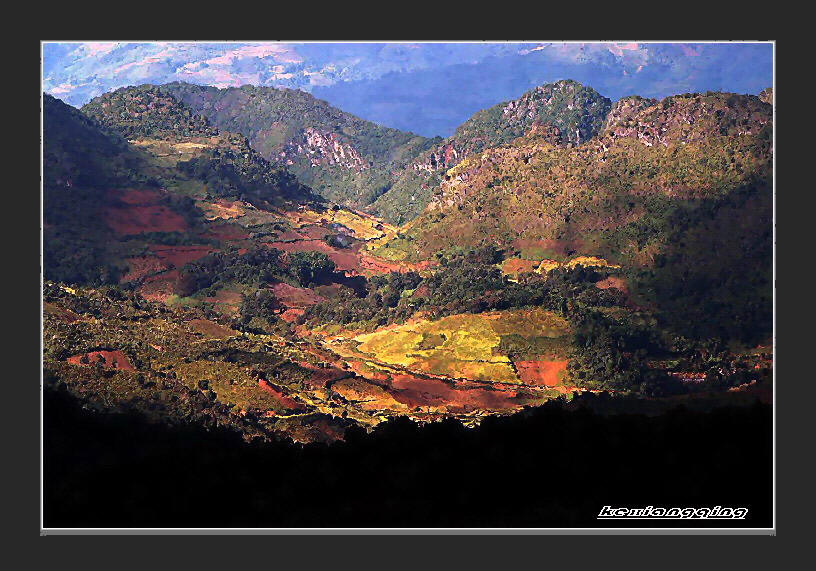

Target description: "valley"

left=43, top=80, right=773, bottom=445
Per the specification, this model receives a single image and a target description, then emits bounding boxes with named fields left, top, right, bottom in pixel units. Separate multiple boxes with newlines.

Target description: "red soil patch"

left=298, top=225, right=336, bottom=240
left=595, top=276, right=628, bottom=292
left=116, top=189, right=160, bottom=205
left=359, top=255, right=434, bottom=276
left=122, top=246, right=213, bottom=284
left=386, top=373, right=520, bottom=413
left=43, top=302, right=81, bottom=323
left=200, top=222, right=250, bottom=242
left=412, top=284, right=431, bottom=298
left=313, top=284, right=345, bottom=298
left=67, top=350, right=135, bottom=371
left=103, top=189, right=188, bottom=236
left=515, top=360, right=568, bottom=387
left=280, top=308, right=305, bottom=323
left=203, top=289, right=243, bottom=315
left=258, top=380, right=305, bottom=411
left=148, top=244, right=213, bottom=268
left=270, top=282, right=324, bottom=309
left=272, top=229, right=309, bottom=241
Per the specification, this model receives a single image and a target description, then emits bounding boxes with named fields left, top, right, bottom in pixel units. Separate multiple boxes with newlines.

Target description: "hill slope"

left=369, top=80, right=613, bottom=223
left=396, top=91, right=773, bottom=341
left=47, top=89, right=326, bottom=287
left=43, top=85, right=774, bottom=445
left=44, top=93, right=158, bottom=284
left=81, top=85, right=317, bottom=208
left=151, top=80, right=613, bottom=224
left=154, top=82, right=438, bottom=210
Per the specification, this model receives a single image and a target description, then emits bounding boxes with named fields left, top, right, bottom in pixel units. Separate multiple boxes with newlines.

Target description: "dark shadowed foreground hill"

left=44, top=388, right=771, bottom=528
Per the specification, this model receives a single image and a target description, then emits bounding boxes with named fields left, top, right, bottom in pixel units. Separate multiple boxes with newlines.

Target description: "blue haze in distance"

left=43, top=42, right=772, bottom=138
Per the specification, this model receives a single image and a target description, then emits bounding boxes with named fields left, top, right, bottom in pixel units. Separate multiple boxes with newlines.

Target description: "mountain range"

left=81, top=79, right=622, bottom=224
left=44, top=42, right=773, bottom=137
left=43, top=78, right=773, bottom=445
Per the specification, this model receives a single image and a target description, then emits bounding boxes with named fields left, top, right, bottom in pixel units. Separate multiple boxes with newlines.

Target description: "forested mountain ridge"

left=82, top=85, right=218, bottom=139
left=82, top=80, right=614, bottom=224
left=397, top=91, right=772, bottom=341
left=447, top=79, right=611, bottom=154
left=366, top=80, right=613, bottom=223
left=153, top=82, right=439, bottom=210
left=77, top=81, right=774, bottom=229
left=414, top=91, right=772, bottom=246
left=81, top=86, right=318, bottom=208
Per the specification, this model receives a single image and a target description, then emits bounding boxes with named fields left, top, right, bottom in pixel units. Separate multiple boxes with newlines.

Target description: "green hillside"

left=369, top=80, right=613, bottom=224
left=151, top=81, right=612, bottom=225
left=44, top=94, right=154, bottom=285
left=81, top=86, right=317, bottom=208
left=400, top=91, right=773, bottom=342
left=157, top=82, right=437, bottom=208
left=82, top=85, right=218, bottom=139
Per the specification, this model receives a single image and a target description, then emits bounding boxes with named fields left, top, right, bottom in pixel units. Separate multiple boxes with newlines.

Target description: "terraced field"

left=317, top=308, right=574, bottom=389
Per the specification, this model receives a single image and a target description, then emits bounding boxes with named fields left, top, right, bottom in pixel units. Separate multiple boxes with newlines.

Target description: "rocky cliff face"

left=602, top=95, right=658, bottom=133
left=281, top=128, right=370, bottom=171
left=759, top=87, right=773, bottom=105
left=410, top=143, right=461, bottom=173
left=423, top=79, right=610, bottom=167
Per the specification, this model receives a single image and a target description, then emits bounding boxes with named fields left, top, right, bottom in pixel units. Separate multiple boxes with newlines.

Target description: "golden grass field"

left=352, top=308, right=572, bottom=384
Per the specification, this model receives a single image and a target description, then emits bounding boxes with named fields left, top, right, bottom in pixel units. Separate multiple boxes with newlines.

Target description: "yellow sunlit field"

left=283, top=206, right=398, bottom=243
left=352, top=308, right=572, bottom=384
left=498, top=255, right=620, bottom=278
left=130, top=137, right=217, bottom=165
left=197, top=200, right=249, bottom=220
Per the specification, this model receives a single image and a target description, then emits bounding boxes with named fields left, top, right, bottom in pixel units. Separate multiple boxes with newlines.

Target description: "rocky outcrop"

left=497, top=79, right=611, bottom=145
left=281, top=128, right=369, bottom=171
left=405, top=81, right=606, bottom=184
left=602, top=92, right=772, bottom=147
left=603, top=95, right=658, bottom=132
left=411, top=143, right=461, bottom=173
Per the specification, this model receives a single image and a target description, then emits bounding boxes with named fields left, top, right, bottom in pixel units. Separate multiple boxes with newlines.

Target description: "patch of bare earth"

left=595, top=276, right=627, bottom=292
left=514, top=360, right=568, bottom=387
left=66, top=350, right=135, bottom=371
left=103, top=189, right=188, bottom=235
